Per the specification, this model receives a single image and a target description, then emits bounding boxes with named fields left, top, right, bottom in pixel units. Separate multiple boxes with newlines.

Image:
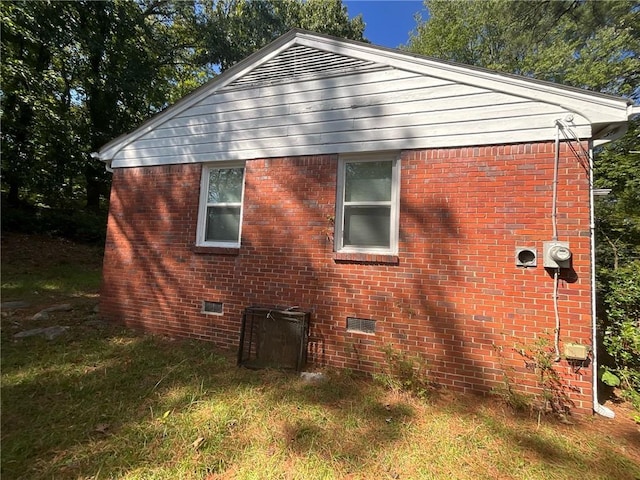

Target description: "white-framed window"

left=196, top=163, right=246, bottom=247
left=335, top=152, right=400, bottom=254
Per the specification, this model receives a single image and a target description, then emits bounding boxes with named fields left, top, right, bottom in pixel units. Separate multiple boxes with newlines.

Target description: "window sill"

left=192, top=245, right=240, bottom=256
left=333, top=252, right=399, bottom=265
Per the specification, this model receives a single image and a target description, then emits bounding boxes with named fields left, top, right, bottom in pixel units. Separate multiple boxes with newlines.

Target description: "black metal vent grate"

left=222, top=45, right=379, bottom=89
left=346, top=317, right=376, bottom=334
left=238, top=307, right=310, bottom=371
left=202, top=301, right=223, bottom=314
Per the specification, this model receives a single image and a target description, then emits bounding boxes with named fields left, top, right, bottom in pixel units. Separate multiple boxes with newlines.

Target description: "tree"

left=594, top=120, right=640, bottom=272
left=197, top=0, right=365, bottom=71
left=0, top=1, right=76, bottom=205
left=1, top=0, right=190, bottom=209
left=71, top=1, right=194, bottom=209
left=407, top=0, right=639, bottom=98
left=1, top=0, right=365, bottom=210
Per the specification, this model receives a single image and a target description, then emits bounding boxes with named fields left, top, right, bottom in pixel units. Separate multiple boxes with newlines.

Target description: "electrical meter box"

left=543, top=241, right=572, bottom=269
left=564, top=342, right=590, bottom=361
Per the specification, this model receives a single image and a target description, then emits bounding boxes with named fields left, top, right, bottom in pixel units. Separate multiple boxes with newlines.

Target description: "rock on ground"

left=31, top=304, right=73, bottom=321
left=0, top=301, right=30, bottom=311
left=14, top=326, right=69, bottom=340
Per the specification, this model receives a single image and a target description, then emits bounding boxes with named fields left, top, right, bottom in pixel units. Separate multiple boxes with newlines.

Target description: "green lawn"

left=2, top=234, right=639, bottom=479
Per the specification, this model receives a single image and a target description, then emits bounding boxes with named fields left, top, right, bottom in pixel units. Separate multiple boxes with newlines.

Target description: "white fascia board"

left=295, top=32, right=633, bottom=126
left=96, top=31, right=300, bottom=162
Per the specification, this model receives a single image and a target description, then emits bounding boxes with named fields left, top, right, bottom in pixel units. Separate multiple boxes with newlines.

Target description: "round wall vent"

left=516, top=247, right=537, bottom=267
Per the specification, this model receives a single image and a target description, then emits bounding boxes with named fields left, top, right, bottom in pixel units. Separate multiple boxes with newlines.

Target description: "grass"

left=1, top=234, right=103, bottom=301
left=1, top=264, right=101, bottom=297
left=2, top=233, right=640, bottom=479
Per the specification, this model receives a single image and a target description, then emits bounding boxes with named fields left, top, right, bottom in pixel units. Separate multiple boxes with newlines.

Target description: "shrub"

left=493, top=336, right=577, bottom=419
left=601, top=261, right=640, bottom=414
left=515, top=336, right=577, bottom=416
left=374, top=344, right=434, bottom=399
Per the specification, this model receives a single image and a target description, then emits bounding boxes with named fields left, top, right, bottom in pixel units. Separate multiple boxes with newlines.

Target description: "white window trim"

left=335, top=152, right=400, bottom=255
left=196, top=162, right=246, bottom=248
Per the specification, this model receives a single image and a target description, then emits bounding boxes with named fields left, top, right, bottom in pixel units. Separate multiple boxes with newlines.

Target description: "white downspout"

left=589, top=141, right=615, bottom=418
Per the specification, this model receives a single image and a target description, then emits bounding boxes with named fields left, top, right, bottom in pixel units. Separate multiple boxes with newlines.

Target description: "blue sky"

left=344, top=1, right=427, bottom=48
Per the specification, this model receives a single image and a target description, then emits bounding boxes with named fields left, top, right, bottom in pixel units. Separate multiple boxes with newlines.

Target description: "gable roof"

left=94, top=29, right=638, bottom=169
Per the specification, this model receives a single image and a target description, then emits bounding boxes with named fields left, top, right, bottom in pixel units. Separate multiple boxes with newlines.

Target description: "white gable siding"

left=111, top=65, right=589, bottom=167
left=97, top=31, right=633, bottom=168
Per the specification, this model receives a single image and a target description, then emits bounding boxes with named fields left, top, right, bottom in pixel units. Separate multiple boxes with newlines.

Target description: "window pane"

left=345, top=161, right=392, bottom=202
left=205, top=206, right=240, bottom=242
left=208, top=168, right=244, bottom=203
left=344, top=206, right=390, bottom=248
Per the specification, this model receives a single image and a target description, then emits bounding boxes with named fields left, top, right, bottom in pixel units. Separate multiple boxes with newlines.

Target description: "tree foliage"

left=199, top=0, right=364, bottom=70
left=1, top=0, right=189, bottom=208
left=594, top=120, right=640, bottom=272
left=601, top=262, right=640, bottom=409
left=1, top=0, right=365, bottom=209
left=408, top=0, right=639, bottom=98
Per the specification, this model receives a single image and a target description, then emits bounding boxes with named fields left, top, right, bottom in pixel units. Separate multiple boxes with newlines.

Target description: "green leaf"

left=601, top=370, right=621, bottom=387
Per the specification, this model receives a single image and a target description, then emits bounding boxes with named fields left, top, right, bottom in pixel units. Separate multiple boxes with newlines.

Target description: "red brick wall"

left=101, top=142, right=594, bottom=412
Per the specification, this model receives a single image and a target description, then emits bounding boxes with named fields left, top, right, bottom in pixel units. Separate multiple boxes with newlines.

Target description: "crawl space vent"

left=202, top=301, right=223, bottom=314
left=346, top=317, right=376, bottom=334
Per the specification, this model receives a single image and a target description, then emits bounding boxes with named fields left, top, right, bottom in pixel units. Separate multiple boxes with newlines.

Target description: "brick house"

left=94, top=30, right=637, bottom=414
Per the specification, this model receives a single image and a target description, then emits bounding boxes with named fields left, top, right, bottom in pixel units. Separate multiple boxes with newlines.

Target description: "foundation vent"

left=347, top=317, right=376, bottom=334
left=202, top=301, right=223, bottom=315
